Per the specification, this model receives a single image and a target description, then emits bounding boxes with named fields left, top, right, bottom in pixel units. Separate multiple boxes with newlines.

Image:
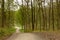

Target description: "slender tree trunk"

left=41, top=1, right=45, bottom=30
left=49, top=0, right=51, bottom=30
left=44, top=0, right=47, bottom=31
left=31, top=0, right=34, bottom=31
left=51, top=0, right=54, bottom=31
left=38, top=0, right=41, bottom=31
left=7, top=0, right=10, bottom=27
left=56, top=0, right=59, bottom=30
left=1, top=0, right=5, bottom=27
left=27, top=2, right=29, bottom=32
left=33, top=5, right=35, bottom=31
left=21, top=0, right=25, bottom=32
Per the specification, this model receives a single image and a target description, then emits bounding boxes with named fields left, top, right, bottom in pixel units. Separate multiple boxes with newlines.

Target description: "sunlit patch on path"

left=14, top=25, right=24, bottom=33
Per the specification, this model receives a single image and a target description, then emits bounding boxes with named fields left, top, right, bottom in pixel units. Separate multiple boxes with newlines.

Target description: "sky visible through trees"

left=13, top=0, right=56, bottom=11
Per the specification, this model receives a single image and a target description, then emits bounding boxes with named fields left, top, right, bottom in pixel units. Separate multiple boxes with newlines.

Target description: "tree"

left=31, top=0, right=34, bottom=31
left=1, top=0, right=5, bottom=27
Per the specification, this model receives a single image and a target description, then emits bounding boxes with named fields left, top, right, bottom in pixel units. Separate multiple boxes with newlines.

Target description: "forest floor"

left=5, top=28, right=60, bottom=40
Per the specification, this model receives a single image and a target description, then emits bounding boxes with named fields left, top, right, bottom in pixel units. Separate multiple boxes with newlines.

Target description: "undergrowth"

left=0, top=27, right=16, bottom=40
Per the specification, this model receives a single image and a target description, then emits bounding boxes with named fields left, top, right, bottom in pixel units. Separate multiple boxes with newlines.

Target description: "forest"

left=0, top=0, right=60, bottom=40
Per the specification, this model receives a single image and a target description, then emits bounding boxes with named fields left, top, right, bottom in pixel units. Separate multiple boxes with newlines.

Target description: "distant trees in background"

left=0, top=0, right=15, bottom=28
left=0, top=0, right=60, bottom=32
left=16, top=0, right=60, bottom=32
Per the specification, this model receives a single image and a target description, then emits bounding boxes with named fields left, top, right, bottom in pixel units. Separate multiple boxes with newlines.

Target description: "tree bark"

left=1, top=0, right=5, bottom=27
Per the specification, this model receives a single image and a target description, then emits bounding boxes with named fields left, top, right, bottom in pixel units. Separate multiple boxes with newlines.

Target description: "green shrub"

left=0, top=27, right=16, bottom=40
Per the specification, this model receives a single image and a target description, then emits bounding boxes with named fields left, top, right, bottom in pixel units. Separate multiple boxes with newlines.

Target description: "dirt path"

left=6, top=32, right=45, bottom=40
left=6, top=32, right=60, bottom=40
left=6, top=27, right=45, bottom=40
left=6, top=27, right=60, bottom=40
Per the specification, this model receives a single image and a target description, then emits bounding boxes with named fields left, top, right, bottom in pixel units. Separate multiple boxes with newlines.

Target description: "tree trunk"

left=31, top=0, right=34, bottom=31
left=1, top=0, right=5, bottom=27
